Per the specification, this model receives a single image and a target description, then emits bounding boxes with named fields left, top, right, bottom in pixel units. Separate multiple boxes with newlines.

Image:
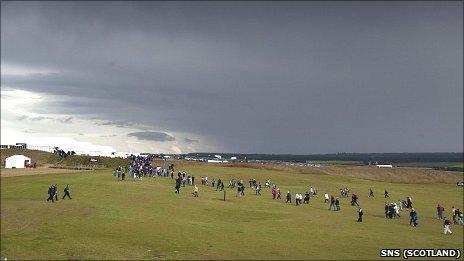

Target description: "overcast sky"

left=1, top=1, right=462, bottom=154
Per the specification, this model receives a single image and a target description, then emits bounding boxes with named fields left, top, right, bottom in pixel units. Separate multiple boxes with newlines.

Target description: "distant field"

left=319, top=166, right=463, bottom=184
left=1, top=164, right=463, bottom=260
left=395, top=162, right=464, bottom=168
left=303, top=160, right=362, bottom=166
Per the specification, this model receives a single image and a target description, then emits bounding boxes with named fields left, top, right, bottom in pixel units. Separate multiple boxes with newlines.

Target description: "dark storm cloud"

left=184, top=138, right=199, bottom=144
left=2, top=1, right=462, bottom=153
left=127, top=131, right=175, bottom=142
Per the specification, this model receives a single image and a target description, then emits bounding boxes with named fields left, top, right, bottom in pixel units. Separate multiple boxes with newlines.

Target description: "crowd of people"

left=172, top=170, right=463, bottom=234
left=105, top=157, right=464, bottom=236
left=113, top=155, right=177, bottom=181
left=340, top=187, right=350, bottom=197
left=385, top=202, right=401, bottom=219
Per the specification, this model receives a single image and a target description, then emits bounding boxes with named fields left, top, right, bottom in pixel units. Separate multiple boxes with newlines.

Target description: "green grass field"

left=1, top=165, right=463, bottom=260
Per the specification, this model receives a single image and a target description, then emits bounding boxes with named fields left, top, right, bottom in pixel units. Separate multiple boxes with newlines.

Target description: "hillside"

left=0, top=148, right=60, bottom=167
left=0, top=149, right=128, bottom=169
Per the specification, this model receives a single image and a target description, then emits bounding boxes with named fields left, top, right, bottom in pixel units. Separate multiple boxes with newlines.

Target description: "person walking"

left=437, top=204, right=444, bottom=220
left=407, top=197, right=413, bottom=209
left=304, top=192, right=310, bottom=204
left=443, top=218, right=453, bottom=234
left=255, top=184, right=261, bottom=195
left=175, top=177, right=181, bottom=194
left=456, top=209, right=464, bottom=225
left=46, top=185, right=55, bottom=202
left=236, top=185, right=242, bottom=197
left=329, top=196, right=335, bottom=210
left=351, top=194, right=359, bottom=206
left=410, top=208, right=418, bottom=227
left=357, top=207, right=363, bottom=222
left=324, top=193, right=329, bottom=203
left=53, top=184, right=59, bottom=201
left=286, top=191, right=292, bottom=203
left=62, top=184, right=72, bottom=199
left=394, top=203, right=400, bottom=218
left=369, top=188, right=374, bottom=197
left=384, top=189, right=389, bottom=198
left=192, top=185, right=199, bottom=197
left=397, top=199, right=403, bottom=211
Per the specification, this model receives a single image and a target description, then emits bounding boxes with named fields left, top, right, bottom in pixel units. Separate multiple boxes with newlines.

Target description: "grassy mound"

left=0, top=149, right=60, bottom=167
left=1, top=149, right=128, bottom=169
left=52, top=155, right=128, bottom=169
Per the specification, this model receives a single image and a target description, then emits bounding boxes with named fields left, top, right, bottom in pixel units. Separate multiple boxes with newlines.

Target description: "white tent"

left=5, top=155, right=31, bottom=168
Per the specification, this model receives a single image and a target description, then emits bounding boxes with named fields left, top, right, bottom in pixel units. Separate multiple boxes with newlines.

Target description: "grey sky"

left=1, top=1, right=462, bottom=153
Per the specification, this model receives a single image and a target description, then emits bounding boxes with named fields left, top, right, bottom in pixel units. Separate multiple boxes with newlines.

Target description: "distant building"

left=1, top=143, right=28, bottom=149
left=15, top=143, right=27, bottom=149
left=208, top=159, right=229, bottom=163
left=376, top=164, right=393, bottom=168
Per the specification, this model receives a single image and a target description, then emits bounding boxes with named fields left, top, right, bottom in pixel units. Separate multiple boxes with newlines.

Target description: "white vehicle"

left=376, top=164, right=393, bottom=168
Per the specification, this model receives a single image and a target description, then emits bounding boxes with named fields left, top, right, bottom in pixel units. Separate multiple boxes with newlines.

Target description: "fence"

left=0, top=144, right=54, bottom=153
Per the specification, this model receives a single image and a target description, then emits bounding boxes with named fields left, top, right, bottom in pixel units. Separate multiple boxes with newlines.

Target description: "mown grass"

left=1, top=165, right=463, bottom=260
left=0, top=168, right=90, bottom=177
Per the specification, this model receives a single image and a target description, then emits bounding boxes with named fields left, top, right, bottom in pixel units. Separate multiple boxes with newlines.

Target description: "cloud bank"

left=1, top=1, right=462, bottom=153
